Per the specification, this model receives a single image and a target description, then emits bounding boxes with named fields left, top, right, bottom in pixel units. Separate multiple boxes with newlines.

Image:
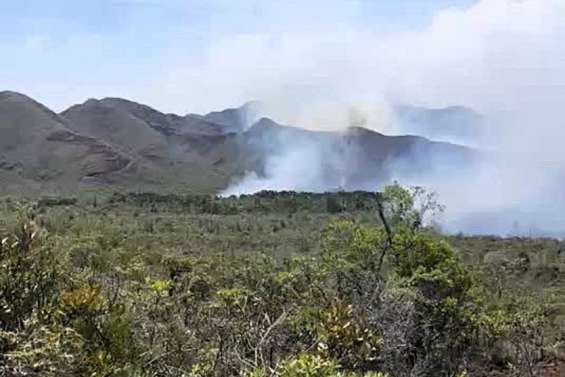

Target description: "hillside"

left=0, top=91, right=132, bottom=192
left=0, top=91, right=477, bottom=194
left=394, top=105, right=485, bottom=145
left=198, top=101, right=260, bottom=133
left=216, top=119, right=476, bottom=193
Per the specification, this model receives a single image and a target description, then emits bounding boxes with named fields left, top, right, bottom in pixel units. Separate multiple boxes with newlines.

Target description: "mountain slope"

left=0, top=91, right=132, bottom=191
left=211, top=118, right=476, bottom=192
left=394, top=105, right=485, bottom=145
left=61, top=98, right=173, bottom=161
left=198, top=101, right=259, bottom=134
left=0, top=92, right=477, bottom=194
left=60, top=97, right=233, bottom=192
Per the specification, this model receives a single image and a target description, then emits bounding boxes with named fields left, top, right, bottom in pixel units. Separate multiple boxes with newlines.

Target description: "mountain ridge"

left=0, top=91, right=478, bottom=194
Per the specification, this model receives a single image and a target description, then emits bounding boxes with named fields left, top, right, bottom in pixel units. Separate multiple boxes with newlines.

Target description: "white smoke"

left=390, top=0, right=565, bottom=235
left=223, top=143, right=329, bottom=195
left=217, top=0, right=565, bottom=235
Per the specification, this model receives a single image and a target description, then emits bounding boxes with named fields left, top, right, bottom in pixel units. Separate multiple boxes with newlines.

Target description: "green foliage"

left=316, top=300, right=380, bottom=369
left=0, top=187, right=559, bottom=376
left=0, top=207, right=60, bottom=331
left=379, top=183, right=443, bottom=231
left=60, top=284, right=107, bottom=316
left=279, top=354, right=341, bottom=377
left=255, top=353, right=389, bottom=377
left=322, top=220, right=384, bottom=273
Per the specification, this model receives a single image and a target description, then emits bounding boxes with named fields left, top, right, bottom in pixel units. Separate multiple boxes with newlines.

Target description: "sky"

left=0, top=0, right=477, bottom=115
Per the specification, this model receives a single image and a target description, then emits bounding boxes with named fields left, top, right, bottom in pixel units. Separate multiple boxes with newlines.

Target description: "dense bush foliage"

left=108, top=191, right=379, bottom=215
left=1, top=186, right=563, bottom=376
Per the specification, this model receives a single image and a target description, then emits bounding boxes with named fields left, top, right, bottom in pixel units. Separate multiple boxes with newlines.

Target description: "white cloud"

left=145, top=0, right=564, bottom=127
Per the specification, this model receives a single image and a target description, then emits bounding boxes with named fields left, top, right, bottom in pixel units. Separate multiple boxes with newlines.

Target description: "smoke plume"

left=216, top=0, right=565, bottom=236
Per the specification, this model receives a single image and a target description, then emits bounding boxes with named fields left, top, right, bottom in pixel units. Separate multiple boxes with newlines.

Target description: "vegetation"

left=1, top=186, right=564, bottom=376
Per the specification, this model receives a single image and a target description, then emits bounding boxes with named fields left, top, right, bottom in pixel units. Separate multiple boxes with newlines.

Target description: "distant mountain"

left=394, top=105, right=485, bottom=145
left=0, top=91, right=132, bottom=192
left=215, top=119, right=475, bottom=193
left=61, top=97, right=232, bottom=156
left=197, top=101, right=260, bottom=134
left=61, top=98, right=172, bottom=161
left=0, top=91, right=477, bottom=194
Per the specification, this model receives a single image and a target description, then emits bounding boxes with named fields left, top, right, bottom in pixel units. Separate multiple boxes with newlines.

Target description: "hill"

left=394, top=105, right=485, bottom=145
left=0, top=91, right=477, bottom=194
left=197, top=101, right=260, bottom=133
left=0, top=91, right=132, bottom=192
left=218, top=119, right=476, bottom=193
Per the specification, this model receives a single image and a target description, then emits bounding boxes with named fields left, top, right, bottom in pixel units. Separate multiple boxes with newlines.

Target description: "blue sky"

left=0, top=0, right=478, bottom=113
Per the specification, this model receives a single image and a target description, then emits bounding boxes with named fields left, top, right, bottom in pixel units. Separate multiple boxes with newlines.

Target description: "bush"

left=0, top=186, right=555, bottom=376
left=0, top=207, right=60, bottom=331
